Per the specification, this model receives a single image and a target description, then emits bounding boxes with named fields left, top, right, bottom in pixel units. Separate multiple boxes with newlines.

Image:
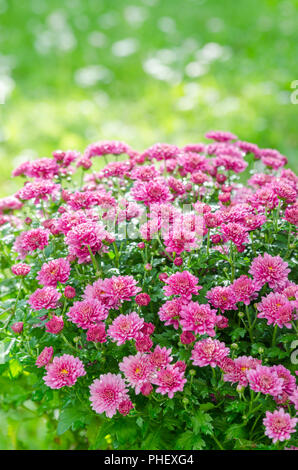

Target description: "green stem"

left=272, top=324, right=278, bottom=348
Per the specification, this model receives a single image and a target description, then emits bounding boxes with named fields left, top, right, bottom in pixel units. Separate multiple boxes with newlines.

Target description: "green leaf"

left=191, top=410, right=213, bottom=436
left=57, top=406, right=91, bottom=435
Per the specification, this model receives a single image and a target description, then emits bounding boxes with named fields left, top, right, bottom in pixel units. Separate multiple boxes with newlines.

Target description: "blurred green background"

left=0, top=0, right=297, bottom=449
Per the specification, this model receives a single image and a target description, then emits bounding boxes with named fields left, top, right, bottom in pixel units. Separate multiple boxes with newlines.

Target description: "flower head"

left=29, top=287, right=61, bottom=311
left=108, top=312, right=144, bottom=345
left=36, top=346, right=54, bottom=368
left=263, top=409, right=297, bottom=443
left=44, top=354, right=86, bottom=389
left=89, top=373, right=129, bottom=418
left=249, top=253, right=290, bottom=292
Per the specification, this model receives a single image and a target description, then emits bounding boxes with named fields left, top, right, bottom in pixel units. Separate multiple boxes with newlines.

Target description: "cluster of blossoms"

left=1, top=131, right=297, bottom=450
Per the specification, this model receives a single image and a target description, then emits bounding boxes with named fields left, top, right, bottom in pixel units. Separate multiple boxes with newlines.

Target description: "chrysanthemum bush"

left=0, top=132, right=297, bottom=450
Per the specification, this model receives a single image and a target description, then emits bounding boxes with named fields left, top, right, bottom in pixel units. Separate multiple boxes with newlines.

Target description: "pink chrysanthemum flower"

left=273, top=180, right=297, bottom=204
left=64, top=286, right=76, bottom=299
left=163, top=271, right=202, bottom=299
left=285, top=204, right=298, bottom=226
left=141, top=143, right=180, bottom=161
left=11, top=322, right=24, bottom=334
left=89, top=373, right=129, bottom=418
left=35, top=346, right=54, bottom=368
left=86, top=323, right=107, bottom=343
left=131, top=181, right=171, bottom=206
left=191, top=338, right=230, bottom=368
left=29, top=287, right=61, bottom=311
left=158, top=298, right=183, bottom=329
left=263, top=409, right=297, bottom=443
left=205, top=130, right=237, bottom=142
left=272, top=365, right=296, bottom=397
left=289, top=388, right=298, bottom=411
left=118, top=399, right=134, bottom=416
left=257, top=292, right=293, bottom=329
left=153, top=365, right=187, bottom=398
left=180, top=302, right=217, bottom=337
left=221, top=356, right=262, bottom=388
left=220, top=222, right=249, bottom=249
left=248, top=187, right=279, bottom=212
left=84, top=140, right=131, bottom=158
left=149, top=345, right=173, bottom=369
left=119, top=353, right=155, bottom=394
left=231, top=275, right=259, bottom=305
left=135, top=293, right=151, bottom=306
left=84, top=276, right=141, bottom=309
left=249, top=253, right=290, bottom=292
left=37, top=258, right=71, bottom=287
left=44, top=354, right=86, bottom=389
left=45, top=315, right=64, bottom=334
left=247, top=365, right=284, bottom=396
left=14, top=228, right=49, bottom=259
left=108, top=312, right=144, bottom=346
left=65, top=221, right=111, bottom=264
left=135, top=335, right=153, bottom=353
left=11, top=263, right=31, bottom=276
left=67, top=299, right=108, bottom=330
left=0, top=195, right=23, bottom=211
left=17, top=180, right=60, bottom=204
left=206, top=286, right=237, bottom=312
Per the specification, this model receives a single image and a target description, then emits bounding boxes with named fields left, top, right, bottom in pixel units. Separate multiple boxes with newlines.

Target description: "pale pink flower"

left=11, top=263, right=31, bottom=276
left=0, top=196, right=23, bottom=211
left=249, top=253, right=290, bottom=291
left=119, top=353, right=155, bottom=394
left=89, top=373, right=129, bottom=417
left=163, top=271, right=202, bottom=299
left=263, top=409, right=297, bottom=443
left=191, top=338, right=230, bottom=368
left=17, top=180, right=60, bottom=204
left=29, top=287, right=61, bottom=310
left=180, top=302, right=217, bottom=336
left=247, top=365, right=284, bottom=396
left=35, top=346, right=54, bottom=367
left=37, top=258, right=70, bottom=287
left=67, top=299, right=108, bottom=330
left=257, top=293, right=293, bottom=329
left=44, top=354, right=86, bottom=389
left=108, top=312, right=144, bottom=345
left=153, top=365, right=187, bottom=398
left=45, top=315, right=64, bottom=334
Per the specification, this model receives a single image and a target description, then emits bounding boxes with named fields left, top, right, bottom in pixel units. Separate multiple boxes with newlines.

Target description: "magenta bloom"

left=153, top=365, right=187, bottom=398
left=180, top=302, right=217, bottom=337
left=11, top=322, right=24, bottom=334
left=65, top=221, right=111, bottom=264
left=118, top=399, right=134, bottom=416
left=263, top=409, right=297, bottom=443
left=119, top=353, right=155, bottom=394
left=89, top=373, right=129, bottom=418
left=149, top=345, right=173, bottom=369
left=29, top=287, right=61, bottom=311
left=206, top=286, right=237, bottom=312
left=257, top=292, right=293, bottom=329
left=221, top=356, right=262, bottom=388
left=249, top=253, right=290, bottom=291
left=108, top=312, right=144, bottom=346
left=131, top=180, right=171, bottom=206
left=163, top=271, right=202, bottom=299
left=205, top=130, right=237, bottom=142
left=37, top=258, right=71, bottom=287
left=191, top=338, right=230, bottom=368
left=84, top=275, right=141, bottom=309
left=86, top=323, right=106, bottom=343
left=67, top=299, right=108, bottom=330
left=35, top=346, right=54, bottom=368
left=247, top=365, right=284, bottom=396
left=44, top=354, right=86, bottom=389
left=220, top=222, right=249, bottom=249
left=14, top=228, right=49, bottom=259
left=45, top=315, right=64, bottom=334
left=135, top=293, right=151, bottom=306
left=11, top=263, right=31, bottom=276
left=135, top=335, right=153, bottom=353
left=64, top=286, right=76, bottom=299
left=231, top=275, right=259, bottom=305
left=180, top=331, right=196, bottom=345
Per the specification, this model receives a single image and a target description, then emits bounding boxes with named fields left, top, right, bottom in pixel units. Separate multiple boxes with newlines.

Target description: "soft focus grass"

left=0, top=0, right=297, bottom=449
